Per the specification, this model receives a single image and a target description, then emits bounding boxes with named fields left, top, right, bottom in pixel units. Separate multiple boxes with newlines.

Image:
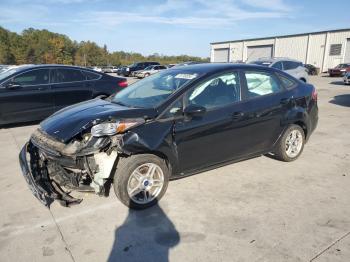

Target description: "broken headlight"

left=91, top=119, right=145, bottom=137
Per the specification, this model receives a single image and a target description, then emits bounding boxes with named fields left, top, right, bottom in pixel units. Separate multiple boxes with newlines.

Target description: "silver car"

left=135, top=65, right=167, bottom=78
left=249, top=58, right=308, bottom=82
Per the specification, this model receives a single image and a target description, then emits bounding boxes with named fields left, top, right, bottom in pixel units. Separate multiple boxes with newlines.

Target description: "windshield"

left=112, top=70, right=200, bottom=108
left=144, top=66, right=154, bottom=70
left=336, top=64, right=349, bottom=68
left=249, top=61, right=272, bottom=66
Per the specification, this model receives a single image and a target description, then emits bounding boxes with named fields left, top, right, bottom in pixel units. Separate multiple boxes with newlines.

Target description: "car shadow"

left=329, top=81, right=346, bottom=86
left=329, top=94, right=350, bottom=107
left=107, top=204, right=180, bottom=262
left=0, top=120, right=40, bottom=129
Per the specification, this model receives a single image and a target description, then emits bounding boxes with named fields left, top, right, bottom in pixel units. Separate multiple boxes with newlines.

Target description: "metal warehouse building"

left=210, top=28, right=350, bottom=72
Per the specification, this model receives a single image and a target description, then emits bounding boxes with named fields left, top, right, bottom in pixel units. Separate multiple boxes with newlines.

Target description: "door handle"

left=280, top=98, right=291, bottom=105
left=232, top=111, right=244, bottom=120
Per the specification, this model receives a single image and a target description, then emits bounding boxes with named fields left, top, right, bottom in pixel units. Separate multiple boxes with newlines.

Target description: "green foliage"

left=0, top=26, right=209, bottom=66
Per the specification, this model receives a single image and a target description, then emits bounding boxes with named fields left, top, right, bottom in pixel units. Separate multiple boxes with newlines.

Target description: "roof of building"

left=211, top=28, right=350, bottom=45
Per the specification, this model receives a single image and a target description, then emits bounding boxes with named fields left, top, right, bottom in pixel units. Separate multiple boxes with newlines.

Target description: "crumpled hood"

left=40, top=99, right=157, bottom=143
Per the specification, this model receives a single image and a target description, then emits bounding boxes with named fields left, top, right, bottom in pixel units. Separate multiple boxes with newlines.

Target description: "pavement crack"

left=309, top=231, right=350, bottom=262
left=49, top=211, right=76, bottom=262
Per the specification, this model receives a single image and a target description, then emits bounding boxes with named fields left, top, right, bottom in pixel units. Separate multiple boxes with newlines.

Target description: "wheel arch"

left=293, top=120, right=308, bottom=139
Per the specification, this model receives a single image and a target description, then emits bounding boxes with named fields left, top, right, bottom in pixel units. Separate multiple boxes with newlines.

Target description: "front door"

left=0, top=68, right=54, bottom=124
left=174, top=71, right=246, bottom=172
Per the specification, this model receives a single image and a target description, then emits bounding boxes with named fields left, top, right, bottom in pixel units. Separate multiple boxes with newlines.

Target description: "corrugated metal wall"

left=325, top=31, right=350, bottom=70
left=275, top=35, right=308, bottom=62
left=210, top=29, right=350, bottom=72
left=306, top=33, right=326, bottom=69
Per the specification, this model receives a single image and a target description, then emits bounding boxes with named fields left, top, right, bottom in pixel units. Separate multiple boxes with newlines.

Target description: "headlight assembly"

left=91, top=119, right=145, bottom=137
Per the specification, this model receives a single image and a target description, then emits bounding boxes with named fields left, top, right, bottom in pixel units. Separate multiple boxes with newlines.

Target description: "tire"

left=273, top=124, right=305, bottom=162
left=113, top=154, right=169, bottom=209
left=145, top=73, right=150, bottom=77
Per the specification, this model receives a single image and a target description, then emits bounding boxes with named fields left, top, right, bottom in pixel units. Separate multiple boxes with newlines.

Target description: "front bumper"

left=19, top=142, right=82, bottom=207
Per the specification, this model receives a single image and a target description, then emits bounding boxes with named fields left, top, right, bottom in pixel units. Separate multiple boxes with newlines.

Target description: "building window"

left=329, top=44, right=342, bottom=56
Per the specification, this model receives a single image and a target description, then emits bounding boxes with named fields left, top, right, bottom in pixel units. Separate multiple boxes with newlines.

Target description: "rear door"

left=0, top=68, right=54, bottom=124
left=239, top=70, right=290, bottom=153
left=51, top=68, right=93, bottom=111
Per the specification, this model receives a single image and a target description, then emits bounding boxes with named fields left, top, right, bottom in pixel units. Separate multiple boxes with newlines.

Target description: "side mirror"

left=183, top=104, right=206, bottom=118
left=6, top=82, right=22, bottom=90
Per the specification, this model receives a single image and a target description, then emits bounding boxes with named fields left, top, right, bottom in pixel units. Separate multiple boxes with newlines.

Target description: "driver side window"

left=186, top=72, right=240, bottom=110
left=13, top=69, right=49, bottom=86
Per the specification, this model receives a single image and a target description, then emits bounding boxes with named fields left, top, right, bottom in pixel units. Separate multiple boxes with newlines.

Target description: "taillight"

left=118, top=80, right=128, bottom=88
left=311, top=87, right=317, bottom=101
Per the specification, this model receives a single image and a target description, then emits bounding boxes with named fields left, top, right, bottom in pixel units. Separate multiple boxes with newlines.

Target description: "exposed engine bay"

left=21, top=128, right=123, bottom=207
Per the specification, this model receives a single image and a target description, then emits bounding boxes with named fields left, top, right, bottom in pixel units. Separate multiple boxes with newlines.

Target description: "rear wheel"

left=113, top=154, right=169, bottom=209
left=274, top=124, right=305, bottom=162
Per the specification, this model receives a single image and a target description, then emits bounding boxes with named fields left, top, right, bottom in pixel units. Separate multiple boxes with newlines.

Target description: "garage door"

left=345, top=39, right=350, bottom=63
left=213, top=48, right=229, bottom=62
left=247, top=45, right=273, bottom=61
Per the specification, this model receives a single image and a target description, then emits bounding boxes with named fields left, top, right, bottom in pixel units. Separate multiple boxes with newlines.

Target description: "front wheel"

left=273, top=124, right=305, bottom=162
left=113, top=154, right=169, bottom=209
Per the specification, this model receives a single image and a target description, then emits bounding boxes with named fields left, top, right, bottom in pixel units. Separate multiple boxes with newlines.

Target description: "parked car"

left=304, top=64, right=319, bottom=75
left=343, top=72, right=350, bottom=85
left=328, top=63, right=350, bottom=77
left=173, top=61, right=203, bottom=67
left=101, top=66, right=118, bottom=73
left=116, top=66, right=125, bottom=76
left=135, top=65, right=167, bottom=78
left=19, top=63, right=318, bottom=209
left=92, top=66, right=102, bottom=72
left=0, top=64, right=128, bottom=125
left=120, top=62, right=160, bottom=77
left=249, top=58, right=308, bottom=82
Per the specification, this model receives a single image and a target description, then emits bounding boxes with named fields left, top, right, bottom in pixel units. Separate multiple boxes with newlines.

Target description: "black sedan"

left=19, top=63, right=318, bottom=209
left=0, top=65, right=127, bottom=125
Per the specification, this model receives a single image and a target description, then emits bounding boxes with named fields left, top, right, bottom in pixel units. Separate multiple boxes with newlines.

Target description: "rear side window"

left=82, top=70, right=100, bottom=80
left=53, top=69, right=85, bottom=83
left=244, top=71, right=281, bottom=97
left=271, top=61, right=283, bottom=70
left=278, top=74, right=296, bottom=89
left=13, top=69, right=49, bottom=86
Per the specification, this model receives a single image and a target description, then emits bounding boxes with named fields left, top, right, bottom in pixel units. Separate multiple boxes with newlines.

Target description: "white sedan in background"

left=135, top=65, right=167, bottom=78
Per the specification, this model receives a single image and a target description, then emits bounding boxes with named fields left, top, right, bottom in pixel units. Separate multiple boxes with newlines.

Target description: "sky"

left=0, top=0, right=349, bottom=58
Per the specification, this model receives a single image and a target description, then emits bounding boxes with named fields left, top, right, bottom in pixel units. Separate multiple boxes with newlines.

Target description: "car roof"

left=251, top=57, right=301, bottom=63
left=6, top=64, right=97, bottom=73
left=167, top=62, right=277, bottom=74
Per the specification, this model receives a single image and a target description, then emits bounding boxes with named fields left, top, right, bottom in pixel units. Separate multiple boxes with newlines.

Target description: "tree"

left=0, top=26, right=209, bottom=66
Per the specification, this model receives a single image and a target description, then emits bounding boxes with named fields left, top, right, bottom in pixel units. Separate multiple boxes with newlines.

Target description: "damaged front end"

left=19, top=128, right=121, bottom=207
